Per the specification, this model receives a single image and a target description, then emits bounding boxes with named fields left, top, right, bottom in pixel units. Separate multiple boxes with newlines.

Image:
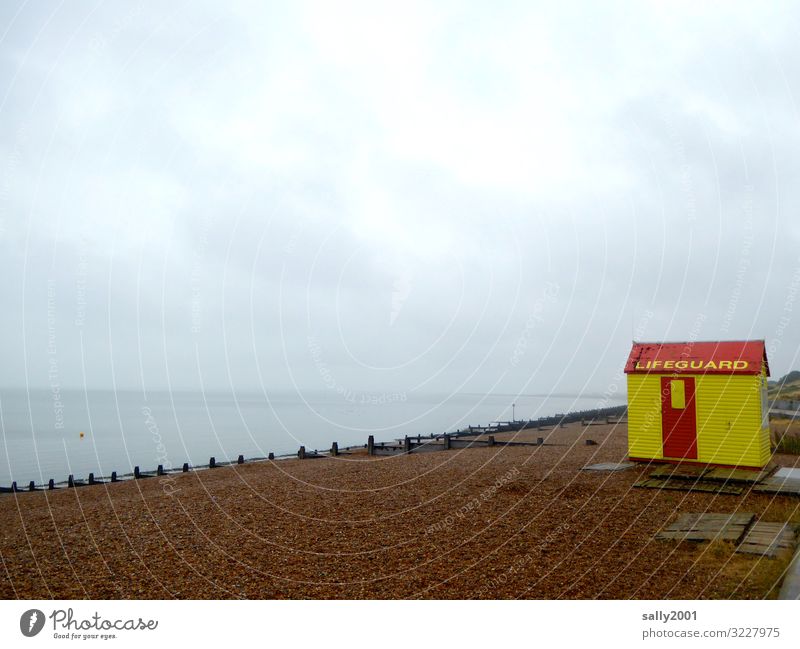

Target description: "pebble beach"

left=1, top=422, right=797, bottom=599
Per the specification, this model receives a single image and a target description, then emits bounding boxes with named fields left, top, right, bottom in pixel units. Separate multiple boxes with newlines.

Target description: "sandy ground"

left=1, top=422, right=799, bottom=599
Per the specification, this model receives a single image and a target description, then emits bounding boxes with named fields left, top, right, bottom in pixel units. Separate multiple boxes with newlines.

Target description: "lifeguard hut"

left=624, top=340, right=770, bottom=469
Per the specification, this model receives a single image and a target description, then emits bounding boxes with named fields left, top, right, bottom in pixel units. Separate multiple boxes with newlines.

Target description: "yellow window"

left=670, top=380, right=685, bottom=409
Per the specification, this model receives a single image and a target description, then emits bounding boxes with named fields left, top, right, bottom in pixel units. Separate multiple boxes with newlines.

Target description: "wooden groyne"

left=0, top=405, right=627, bottom=495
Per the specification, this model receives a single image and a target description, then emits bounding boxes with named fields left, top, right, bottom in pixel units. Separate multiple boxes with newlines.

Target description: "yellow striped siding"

left=694, top=374, right=769, bottom=468
left=627, top=374, right=663, bottom=459
left=627, top=370, right=770, bottom=468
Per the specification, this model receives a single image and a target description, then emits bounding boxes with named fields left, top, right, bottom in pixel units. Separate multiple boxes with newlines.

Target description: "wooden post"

left=331, top=442, right=339, bottom=456
left=111, top=472, right=118, bottom=482
left=182, top=463, right=189, bottom=472
left=28, top=481, right=35, bottom=491
left=443, top=434, right=451, bottom=450
left=209, top=457, right=216, bottom=468
left=237, top=455, right=245, bottom=465
left=48, top=479, right=54, bottom=490
left=367, top=435, right=375, bottom=456
left=89, top=473, right=96, bottom=485
left=157, top=465, right=165, bottom=476
left=268, top=452, right=275, bottom=460
left=68, top=475, right=75, bottom=488
left=404, top=436, right=411, bottom=454
left=134, top=466, right=141, bottom=479
left=298, top=446, right=306, bottom=459
left=488, top=435, right=495, bottom=447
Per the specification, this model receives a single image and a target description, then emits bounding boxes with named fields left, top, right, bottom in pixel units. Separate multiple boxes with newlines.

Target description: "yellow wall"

left=627, top=371, right=770, bottom=468
left=627, top=374, right=663, bottom=459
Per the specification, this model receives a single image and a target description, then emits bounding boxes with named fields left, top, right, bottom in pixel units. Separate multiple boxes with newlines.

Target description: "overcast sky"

left=1, top=1, right=799, bottom=396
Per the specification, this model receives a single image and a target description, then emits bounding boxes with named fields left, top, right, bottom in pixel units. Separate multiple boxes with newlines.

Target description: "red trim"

left=624, top=340, right=769, bottom=376
left=628, top=457, right=764, bottom=471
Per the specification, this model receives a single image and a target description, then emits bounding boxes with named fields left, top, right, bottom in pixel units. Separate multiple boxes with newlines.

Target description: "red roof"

left=624, top=340, right=769, bottom=376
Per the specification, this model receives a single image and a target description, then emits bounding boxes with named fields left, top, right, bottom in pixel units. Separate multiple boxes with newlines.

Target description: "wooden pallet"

left=635, top=478, right=743, bottom=496
left=736, top=522, right=797, bottom=558
left=582, top=462, right=636, bottom=472
left=649, top=464, right=710, bottom=480
left=703, top=466, right=775, bottom=484
left=752, top=477, right=800, bottom=496
left=656, top=512, right=755, bottom=542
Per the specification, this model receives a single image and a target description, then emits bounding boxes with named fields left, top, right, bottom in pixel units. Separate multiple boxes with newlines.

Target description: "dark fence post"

left=367, top=435, right=375, bottom=456
left=331, top=442, right=339, bottom=457
left=68, top=475, right=75, bottom=488
left=404, top=436, right=411, bottom=454
left=488, top=435, right=495, bottom=447
left=48, top=479, right=54, bottom=490
left=88, top=473, right=96, bottom=485
left=182, top=463, right=189, bottom=472
left=28, top=481, right=35, bottom=492
left=111, top=471, right=118, bottom=483
left=298, top=446, right=306, bottom=460
left=157, top=465, right=165, bottom=476
left=237, top=455, right=244, bottom=465
left=268, top=452, right=275, bottom=461
left=209, top=457, right=216, bottom=468
left=443, top=434, right=451, bottom=450
left=134, top=466, right=141, bottom=479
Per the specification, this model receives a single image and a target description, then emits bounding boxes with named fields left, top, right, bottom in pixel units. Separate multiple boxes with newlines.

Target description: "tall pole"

left=512, top=402, right=516, bottom=422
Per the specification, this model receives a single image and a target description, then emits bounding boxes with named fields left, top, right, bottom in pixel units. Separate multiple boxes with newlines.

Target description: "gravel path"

left=1, top=422, right=798, bottom=599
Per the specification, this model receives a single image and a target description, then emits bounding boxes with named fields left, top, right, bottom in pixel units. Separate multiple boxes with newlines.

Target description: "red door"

left=661, top=376, right=698, bottom=460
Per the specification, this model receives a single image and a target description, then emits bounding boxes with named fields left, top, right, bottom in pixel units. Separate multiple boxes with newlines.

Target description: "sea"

left=0, top=388, right=624, bottom=486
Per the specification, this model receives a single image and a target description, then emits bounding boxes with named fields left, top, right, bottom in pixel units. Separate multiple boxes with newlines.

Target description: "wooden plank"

left=752, top=478, right=800, bottom=496
left=650, top=464, right=710, bottom=480
left=582, top=462, right=636, bottom=472
left=737, top=522, right=796, bottom=558
left=634, top=479, right=743, bottom=495
left=704, top=467, right=774, bottom=484
left=657, top=528, right=745, bottom=542
left=657, top=512, right=755, bottom=543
